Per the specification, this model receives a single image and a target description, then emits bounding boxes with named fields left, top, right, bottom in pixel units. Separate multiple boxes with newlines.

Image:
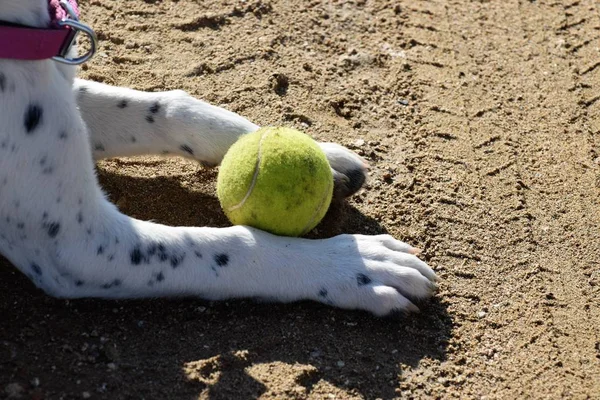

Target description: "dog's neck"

left=0, top=0, right=51, bottom=28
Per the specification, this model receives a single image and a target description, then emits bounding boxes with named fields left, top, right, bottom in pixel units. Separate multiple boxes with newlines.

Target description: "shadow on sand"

left=0, top=165, right=453, bottom=399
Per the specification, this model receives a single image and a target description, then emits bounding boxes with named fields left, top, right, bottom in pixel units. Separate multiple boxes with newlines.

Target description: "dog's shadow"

left=0, top=163, right=453, bottom=400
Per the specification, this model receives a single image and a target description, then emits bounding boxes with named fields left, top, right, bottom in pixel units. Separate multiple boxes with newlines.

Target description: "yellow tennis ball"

left=217, top=127, right=333, bottom=237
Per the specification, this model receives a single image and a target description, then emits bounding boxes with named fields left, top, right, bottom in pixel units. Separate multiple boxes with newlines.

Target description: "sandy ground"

left=2, top=0, right=600, bottom=398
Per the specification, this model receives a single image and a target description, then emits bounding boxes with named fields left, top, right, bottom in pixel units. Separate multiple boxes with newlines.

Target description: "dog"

left=0, top=0, right=437, bottom=316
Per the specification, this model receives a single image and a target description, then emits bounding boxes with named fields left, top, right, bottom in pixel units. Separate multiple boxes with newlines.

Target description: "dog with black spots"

left=0, top=0, right=436, bottom=315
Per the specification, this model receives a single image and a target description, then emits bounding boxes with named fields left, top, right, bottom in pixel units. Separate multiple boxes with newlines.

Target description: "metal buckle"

left=52, top=0, right=97, bottom=65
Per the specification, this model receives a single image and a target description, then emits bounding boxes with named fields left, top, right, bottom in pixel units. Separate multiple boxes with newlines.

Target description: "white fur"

left=0, top=0, right=436, bottom=315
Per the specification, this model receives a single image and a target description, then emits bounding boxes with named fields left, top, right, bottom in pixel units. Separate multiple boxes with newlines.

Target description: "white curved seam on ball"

left=300, top=171, right=333, bottom=236
left=228, top=129, right=270, bottom=212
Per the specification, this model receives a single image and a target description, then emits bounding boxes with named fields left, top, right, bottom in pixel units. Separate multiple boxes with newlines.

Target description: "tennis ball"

left=217, top=127, right=333, bottom=237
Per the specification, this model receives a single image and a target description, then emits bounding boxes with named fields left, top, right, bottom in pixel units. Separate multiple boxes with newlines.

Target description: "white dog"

left=0, top=0, right=436, bottom=316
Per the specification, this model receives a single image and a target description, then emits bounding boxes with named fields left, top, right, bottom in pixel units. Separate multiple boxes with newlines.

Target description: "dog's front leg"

left=74, top=79, right=258, bottom=166
left=75, top=79, right=368, bottom=198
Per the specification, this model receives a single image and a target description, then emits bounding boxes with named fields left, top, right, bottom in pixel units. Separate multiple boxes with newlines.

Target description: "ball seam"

left=227, top=128, right=270, bottom=212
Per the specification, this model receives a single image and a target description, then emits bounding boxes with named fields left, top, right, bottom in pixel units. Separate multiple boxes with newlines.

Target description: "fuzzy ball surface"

left=217, top=127, right=333, bottom=237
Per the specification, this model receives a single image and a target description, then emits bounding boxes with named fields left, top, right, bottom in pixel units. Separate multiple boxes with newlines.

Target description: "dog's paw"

left=320, top=234, right=437, bottom=315
left=319, top=143, right=368, bottom=199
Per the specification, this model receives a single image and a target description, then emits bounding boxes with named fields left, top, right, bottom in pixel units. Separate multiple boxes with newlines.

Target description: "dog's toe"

left=332, top=168, right=367, bottom=199
left=320, top=143, right=368, bottom=199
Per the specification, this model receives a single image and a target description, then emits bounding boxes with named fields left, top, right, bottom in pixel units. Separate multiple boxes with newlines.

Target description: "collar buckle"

left=51, top=0, right=97, bottom=65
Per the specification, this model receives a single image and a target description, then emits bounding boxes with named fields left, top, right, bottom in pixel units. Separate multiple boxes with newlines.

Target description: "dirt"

left=1, top=0, right=600, bottom=398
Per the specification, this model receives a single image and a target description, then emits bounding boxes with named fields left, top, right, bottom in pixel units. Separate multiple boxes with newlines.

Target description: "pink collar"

left=0, top=0, right=96, bottom=65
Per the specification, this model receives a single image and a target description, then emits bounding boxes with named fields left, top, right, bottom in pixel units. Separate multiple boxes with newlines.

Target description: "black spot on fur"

left=195, top=251, right=202, bottom=258
left=59, top=131, right=68, bottom=140
left=118, top=100, right=128, bottom=108
left=75, top=280, right=84, bottom=286
left=131, top=136, right=137, bottom=143
left=46, top=222, right=60, bottom=238
left=150, top=102, right=161, bottom=114
left=318, top=288, right=328, bottom=298
left=17, top=222, right=24, bottom=229
left=130, top=246, right=142, bottom=265
left=97, top=246, right=104, bottom=255
left=24, top=104, right=43, bottom=133
left=94, top=143, right=105, bottom=151
left=356, top=273, right=372, bottom=286
left=76, top=212, right=83, bottom=224
left=31, top=263, right=42, bottom=275
left=156, top=272, right=164, bottom=282
left=146, top=115, right=155, bottom=123
left=102, top=279, right=121, bottom=289
left=214, top=253, right=229, bottom=267
left=180, top=144, right=194, bottom=156
left=170, top=254, right=185, bottom=268
left=157, top=244, right=168, bottom=262
left=0, top=72, right=5, bottom=92
left=78, top=86, right=88, bottom=93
